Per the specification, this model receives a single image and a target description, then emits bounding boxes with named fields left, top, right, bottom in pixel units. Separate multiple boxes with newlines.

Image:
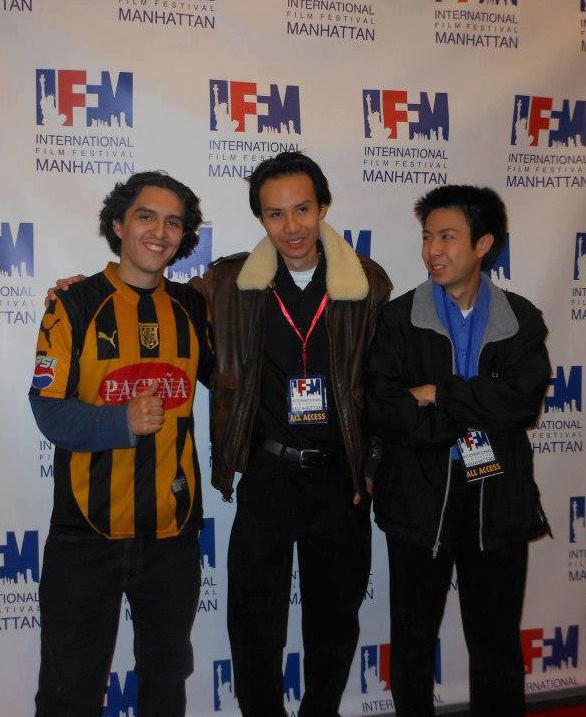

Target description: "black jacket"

left=367, top=278, right=551, bottom=553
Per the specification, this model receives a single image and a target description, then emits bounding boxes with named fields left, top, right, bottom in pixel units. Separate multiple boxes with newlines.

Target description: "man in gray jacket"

left=367, top=185, right=550, bottom=717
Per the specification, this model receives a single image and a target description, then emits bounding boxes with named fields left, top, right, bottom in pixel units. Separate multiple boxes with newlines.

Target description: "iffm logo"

left=199, top=516, right=216, bottom=571
left=102, top=671, right=137, bottom=717
left=213, top=653, right=300, bottom=711
left=167, top=225, right=213, bottom=282
left=209, top=80, right=301, bottom=135
left=510, top=95, right=586, bottom=148
left=574, top=234, right=586, bottom=281
left=0, top=222, right=33, bottom=278
left=361, top=641, right=441, bottom=694
left=0, top=530, right=40, bottom=584
left=522, top=626, right=579, bottom=674
left=570, top=497, right=586, bottom=544
left=36, top=69, right=133, bottom=129
left=363, top=90, right=449, bottom=142
left=545, top=366, right=582, bottom=413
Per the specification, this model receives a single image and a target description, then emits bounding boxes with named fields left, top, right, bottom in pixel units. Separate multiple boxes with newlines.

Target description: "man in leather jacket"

left=367, top=185, right=550, bottom=717
left=190, top=152, right=391, bottom=717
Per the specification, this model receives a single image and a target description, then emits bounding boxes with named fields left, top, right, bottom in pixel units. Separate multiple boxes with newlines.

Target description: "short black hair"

left=247, top=151, right=332, bottom=217
left=414, top=185, right=507, bottom=269
left=99, top=171, right=202, bottom=265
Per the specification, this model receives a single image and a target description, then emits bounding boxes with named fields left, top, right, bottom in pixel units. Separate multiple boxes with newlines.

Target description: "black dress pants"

left=35, top=529, right=200, bottom=717
left=228, top=447, right=371, bottom=717
left=387, top=483, right=528, bottom=717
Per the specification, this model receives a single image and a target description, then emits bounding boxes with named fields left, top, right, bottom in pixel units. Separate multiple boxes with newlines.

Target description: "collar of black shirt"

left=274, top=239, right=326, bottom=294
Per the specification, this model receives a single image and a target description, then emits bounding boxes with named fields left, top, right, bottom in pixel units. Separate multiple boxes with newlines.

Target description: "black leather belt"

left=259, top=439, right=339, bottom=470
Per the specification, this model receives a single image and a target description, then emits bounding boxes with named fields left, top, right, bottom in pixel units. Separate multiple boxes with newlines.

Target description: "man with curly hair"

left=41, top=156, right=392, bottom=716
left=29, top=172, right=213, bottom=717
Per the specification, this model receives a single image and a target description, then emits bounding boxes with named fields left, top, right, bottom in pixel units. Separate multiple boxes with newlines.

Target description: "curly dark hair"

left=99, top=171, right=202, bottom=265
left=247, top=151, right=332, bottom=218
left=414, top=185, right=508, bottom=269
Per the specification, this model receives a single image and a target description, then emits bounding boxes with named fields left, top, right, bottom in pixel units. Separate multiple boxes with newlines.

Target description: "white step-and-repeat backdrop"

left=1, top=1, right=585, bottom=715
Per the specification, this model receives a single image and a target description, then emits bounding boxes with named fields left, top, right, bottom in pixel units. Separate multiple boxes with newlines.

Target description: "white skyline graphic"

left=362, top=649, right=388, bottom=694
left=215, top=663, right=239, bottom=712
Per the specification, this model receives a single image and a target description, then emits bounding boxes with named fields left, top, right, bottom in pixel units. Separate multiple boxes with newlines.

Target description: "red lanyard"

left=271, top=288, right=329, bottom=378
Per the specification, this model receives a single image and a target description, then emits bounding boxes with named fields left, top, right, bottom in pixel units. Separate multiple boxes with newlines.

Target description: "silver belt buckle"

left=299, top=448, right=323, bottom=470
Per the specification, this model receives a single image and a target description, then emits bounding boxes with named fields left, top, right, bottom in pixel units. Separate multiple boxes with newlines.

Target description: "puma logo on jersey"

left=40, top=318, right=61, bottom=349
left=98, top=329, right=117, bottom=349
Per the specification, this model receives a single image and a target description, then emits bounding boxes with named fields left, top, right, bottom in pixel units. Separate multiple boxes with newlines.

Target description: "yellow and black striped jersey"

left=30, top=262, right=213, bottom=539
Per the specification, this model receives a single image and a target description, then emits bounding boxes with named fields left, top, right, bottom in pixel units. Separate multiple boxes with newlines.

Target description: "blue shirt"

left=433, top=275, right=491, bottom=459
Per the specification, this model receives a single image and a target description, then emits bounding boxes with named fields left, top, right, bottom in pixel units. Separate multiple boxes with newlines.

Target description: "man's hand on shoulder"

left=409, top=384, right=437, bottom=407
left=45, top=274, right=86, bottom=307
left=127, top=380, right=164, bottom=436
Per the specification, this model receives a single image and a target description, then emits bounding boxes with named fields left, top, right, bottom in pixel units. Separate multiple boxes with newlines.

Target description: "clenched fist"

left=127, top=380, right=164, bottom=436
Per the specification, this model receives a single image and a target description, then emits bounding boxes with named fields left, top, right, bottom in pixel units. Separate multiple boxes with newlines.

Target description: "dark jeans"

left=35, top=528, right=200, bottom=717
left=228, top=447, right=371, bottom=717
left=386, top=483, right=528, bottom=717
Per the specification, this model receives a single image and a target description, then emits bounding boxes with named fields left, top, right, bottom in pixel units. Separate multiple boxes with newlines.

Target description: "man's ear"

left=113, top=220, right=122, bottom=239
left=318, top=204, right=328, bottom=221
left=476, top=233, right=494, bottom=261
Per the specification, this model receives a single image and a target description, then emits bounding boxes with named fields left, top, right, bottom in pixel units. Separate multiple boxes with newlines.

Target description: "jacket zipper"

left=432, top=327, right=456, bottom=559
left=432, top=455, right=452, bottom=559
left=441, top=322, right=488, bottom=554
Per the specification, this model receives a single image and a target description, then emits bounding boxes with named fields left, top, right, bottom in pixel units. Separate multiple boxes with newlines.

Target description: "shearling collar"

left=236, top=222, right=369, bottom=301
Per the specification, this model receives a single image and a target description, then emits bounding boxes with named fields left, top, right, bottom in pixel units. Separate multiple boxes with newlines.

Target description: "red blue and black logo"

left=363, top=90, right=449, bottom=142
left=510, top=95, right=586, bottom=148
left=522, top=625, right=579, bottom=674
left=209, top=80, right=301, bottom=135
left=32, top=355, right=57, bottom=390
left=36, top=69, right=133, bottom=129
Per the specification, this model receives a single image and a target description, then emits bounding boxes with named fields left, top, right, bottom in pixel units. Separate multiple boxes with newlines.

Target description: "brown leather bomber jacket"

left=189, top=222, right=392, bottom=500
